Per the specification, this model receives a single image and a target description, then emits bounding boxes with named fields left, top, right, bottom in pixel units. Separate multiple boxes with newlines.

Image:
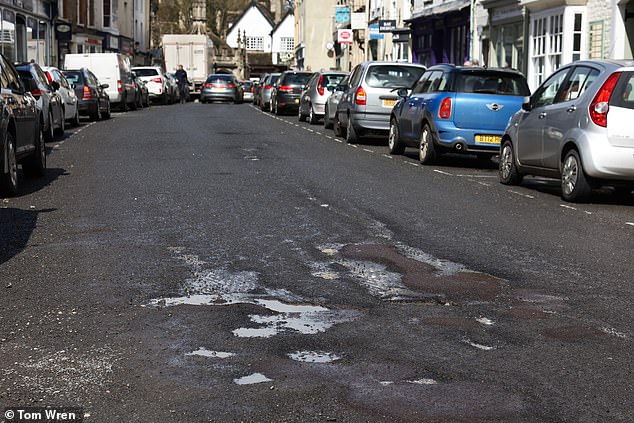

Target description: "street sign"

left=338, top=29, right=353, bottom=45
left=369, top=24, right=383, bottom=40
left=392, top=30, right=410, bottom=43
left=335, top=6, right=350, bottom=24
left=379, top=19, right=397, bottom=33
left=351, top=12, right=367, bottom=30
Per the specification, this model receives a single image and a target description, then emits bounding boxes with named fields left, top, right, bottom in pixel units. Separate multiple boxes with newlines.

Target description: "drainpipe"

left=469, top=0, right=475, bottom=62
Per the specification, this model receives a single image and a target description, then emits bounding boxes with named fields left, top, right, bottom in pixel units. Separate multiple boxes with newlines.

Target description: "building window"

left=104, top=0, right=111, bottom=27
left=548, top=14, right=563, bottom=70
left=531, top=12, right=563, bottom=87
left=589, top=20, right=604, bottom=59
left=280, top=37, right=294, bottom=52
left=572, top=13, right=582, bottom=61
left=246, top=36, right=263, bottom=50
left=1, top=10, right=16, bottom=61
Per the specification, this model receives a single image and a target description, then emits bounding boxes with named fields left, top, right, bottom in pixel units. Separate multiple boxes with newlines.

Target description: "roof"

left=270, top=9, right=294, bottom=35
left=229, top=0, right=275, bottom=35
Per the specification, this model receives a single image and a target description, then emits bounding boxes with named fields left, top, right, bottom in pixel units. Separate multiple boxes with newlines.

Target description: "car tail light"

left=227, top=83, right=235, bottom=88
left=438, top=97, right=452, bottom=119
left=151, top=77, right=162, bottom=84
left=31, top=87, right=42, bottom=97
left=589, top=72, right=621, bottom=127
left=279, top=85, right=293, bottom=92
left=45, top=71, right=53, bottom=84
left=264, top=84, right=272, bottom=90
left=317, top=75, right=325, bottom=96
left=83, top=85, right=92, bottom=99
left=204, top=83, right=211, bottom=88
left=355, top=86, right=366, bottom=105
left=250, top=86, right=254, bottom=93
left=117, top=80, right=122, bottom=93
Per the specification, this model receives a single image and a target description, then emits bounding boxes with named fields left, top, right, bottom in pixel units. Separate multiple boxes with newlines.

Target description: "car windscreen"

left=456, top=72, right=530, bottom=96
left=133, top=68, right=159, bottom=77
left=365, top=65, right=425, bottom=88
left=281, top=73, right=312, bottom=86
left=62, top=71, right=84, bottom=85
left=206, top=75, right=233, bottom=84
left=320, top=74, right=346, bottom=89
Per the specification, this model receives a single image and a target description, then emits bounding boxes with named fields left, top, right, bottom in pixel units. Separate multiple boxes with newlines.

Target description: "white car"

left=42, top=66, right=80, bottom=126
left=131, top=66, right=170, bottom=104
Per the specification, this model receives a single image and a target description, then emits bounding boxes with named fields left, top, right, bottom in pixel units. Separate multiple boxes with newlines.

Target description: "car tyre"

left=23, top=127, right=46, bottom=178
left=418, top=123, right=437, bottom=164
left=274, top=100, right=280, bottom=115
left=324, top=105, right=333, bottom=129
left=72, top=107, right=81, bottom=127
left=298, top=105, right=307, bottom=122
left=308, top=106, right=318, bottom=125
left=43, top=112, right=54, bottom=142
left=163, top=92, right=169, bottom=105
left=121, top=94, right=129, bottom=112
left=346, top=116, right=358, bottom=144
left=334, top=112, right=344, bottom=137
left=103, top=101, right=111, bottom=119
left=499, top=141, right=523, bottom=185
left=0, top=132, right=18, bottom=197
left=388, top=118, right=405, bottom=155
left=54, top=111, right=65, bottom=137
left=561, top=149, right=592, bottom=203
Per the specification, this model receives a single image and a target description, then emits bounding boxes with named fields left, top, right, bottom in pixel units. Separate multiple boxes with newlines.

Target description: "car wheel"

left=346, top=115, right=358, bottom=144
left=103, top=101, right=111, bottom=119
left=274, top=100, right=280, bottom=115
left=418, top=123, right=437, bottom=164
left=270, top=99, right=275, bottom=113
left=131, top=94, right=138, bottom=110
left=23, top=126, right=46, bottom=178
left=324, top=105, right=333, bottom=129
left=298, top=105, right=307, bottom=122
left=499, top=141, right=523, bottom=185
left=261, top=101, right=267, bottom=111
left=163, top=92, right=169, bottom=105
left=54, top=111, right=65, bottom=137
left=388, top=118, right=405, bottom=155
left=308, top=106, right=318, bottom=125
left=72, top=107, right=81, bottom=127
left=0, top=132, right=18, bottom=196
left=44, top=112, right=54, bottom=142
left=334, top=112, right=343, bottom=137
left=561, top=149, right=592, bottom=202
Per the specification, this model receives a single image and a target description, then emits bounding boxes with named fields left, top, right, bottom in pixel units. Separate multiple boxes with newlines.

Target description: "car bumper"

left=433, top=121, right=503, bottom=153
left=276, top=93, right=301, bottom=110
left=77, top=99, right=99, bottom=115
left=579, top=136, right=634, bottom=181
left=201, top=90, right=236, bottom=101
left=350, top=111, right=391, bottom=132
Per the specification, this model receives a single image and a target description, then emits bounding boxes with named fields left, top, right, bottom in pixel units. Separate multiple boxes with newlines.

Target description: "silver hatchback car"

left=500, top=60, right=634, bottom=202
left=334, top=62, right=426, bottom=143
left=298, top=71, right=348, bottom=124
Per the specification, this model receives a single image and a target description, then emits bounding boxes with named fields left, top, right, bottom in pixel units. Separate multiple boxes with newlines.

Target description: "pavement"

left=1, top=102, right=633, bottom=422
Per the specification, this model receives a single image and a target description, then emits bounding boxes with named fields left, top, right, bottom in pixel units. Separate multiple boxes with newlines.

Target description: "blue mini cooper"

left=388, top=64, right=530, bottom=164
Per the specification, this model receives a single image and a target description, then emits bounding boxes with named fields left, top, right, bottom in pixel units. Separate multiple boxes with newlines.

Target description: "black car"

left=0, top=54, right=45, bottom=196
left=270, top=71, right=314, bottom=115
left=62, top=68, right=111, bottom=121
left=16, top=62, right=65, bottom=141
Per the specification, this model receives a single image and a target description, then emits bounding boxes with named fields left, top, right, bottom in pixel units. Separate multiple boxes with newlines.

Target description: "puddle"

left=233, top=373, right=272, bottom=385
left=186, top=348, right=235, bottom=359
left=407, top=378, right=438, bottom=385
left=337, top=259, right=419, bottom=301
left=288, top=351, right=341, bottom=363
left=395, top=243, right=464, bottom=276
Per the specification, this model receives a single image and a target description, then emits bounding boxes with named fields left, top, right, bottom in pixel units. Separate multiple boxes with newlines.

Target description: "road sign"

left=335, top=6, right=350, bottom=23
left=338, top=29, right=353, bottom=45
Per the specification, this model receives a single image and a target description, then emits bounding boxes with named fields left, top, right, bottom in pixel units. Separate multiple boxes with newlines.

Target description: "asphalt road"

left=1, top=102, right=633, bottom=422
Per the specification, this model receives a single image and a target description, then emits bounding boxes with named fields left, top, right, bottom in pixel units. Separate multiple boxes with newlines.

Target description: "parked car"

left=389, top=64, right=530, bottom=163
left=334, top=61, right=426, bottom=144
left=64, top=53, right=136, bottom=111
left=165, top=73, right=179, bottom=103
left=62, top=68, right=112, bottom=121
left=200, top=74, right=244, bottom=103
left=0, top=53, right=44, bottom=196
left=299, top=71, right=348, bottom=124
left=499, top=59, right=634, bottom=202
left=253, top=80, right=262, bottom=106
left=16, top=62, right=65, bottom=141
left=258, top=73, right=280, bottom=111
left=42, top=66, right=80, bottom=127
left=131, top=66, right=170, bottom=105
left=131, top=71, right=150, bottom=108
left=270, top=71, right=313, bottom=115
left=324, top=75, right=350, bottom=130
left=242, top=80, right=254, bottom=102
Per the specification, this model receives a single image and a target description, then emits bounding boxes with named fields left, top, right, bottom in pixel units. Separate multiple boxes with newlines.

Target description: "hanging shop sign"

left=338, top=29, right=353, bottom=45
left=378, top=20, right=397, bottom=33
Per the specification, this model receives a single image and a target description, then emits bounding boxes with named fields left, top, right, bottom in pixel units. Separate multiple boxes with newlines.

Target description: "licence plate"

left=382, top=99, right=397, bottom=107
left=475, top=135, right=502, bottom=144
left=295, top=98, right=300, bottom=104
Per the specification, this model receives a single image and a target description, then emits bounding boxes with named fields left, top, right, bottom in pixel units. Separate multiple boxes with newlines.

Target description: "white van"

left=63, top=53, right=136, bottom=111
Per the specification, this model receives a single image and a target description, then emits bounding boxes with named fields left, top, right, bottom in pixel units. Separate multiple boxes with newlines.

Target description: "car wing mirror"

left=100, top=83, right=109, bottom=89
left=51, top=81, right=60, bottom=91
left=521, top=96, right=532, bottom=111
left=396, top=88, right=409, bottom=98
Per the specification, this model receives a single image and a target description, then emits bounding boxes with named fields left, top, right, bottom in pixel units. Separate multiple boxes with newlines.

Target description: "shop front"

left=482, top=0, right=527, bottom=74
left=0, top=0, right=51, bottom=65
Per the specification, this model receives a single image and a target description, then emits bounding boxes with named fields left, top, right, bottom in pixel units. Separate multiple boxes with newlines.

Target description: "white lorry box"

left=63, top=53, right=136, bottom=109
left=162, top=34, right=213, bottom=96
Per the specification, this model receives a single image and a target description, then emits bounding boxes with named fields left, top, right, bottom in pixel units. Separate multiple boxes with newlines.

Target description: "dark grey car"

left=334, top=62, right=426, bottom=144
left=200, top=74, right=244, bottom=104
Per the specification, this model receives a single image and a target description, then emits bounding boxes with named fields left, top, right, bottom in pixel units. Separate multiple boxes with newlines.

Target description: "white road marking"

left=478, top=182, right=491, bottom=187
left=508, top=190, right=535, bottom=199
left=406, top=162, right=419, bottom=167
left=456, top=174, right=498, bottom=178
left=362, top=148, right=374, bottom=153
left=326, top=136, right=334, bottom=140
left=560, top=204, right=577, bottom=211
left=382, top=154, right=393, bottom=159
left=433, top=169, right=453, bottom=176
left=306, top=129, right=314, bottom=132
left=626, top=222, right=634, bottom=226
left=584, top=211, right=593, bottom=215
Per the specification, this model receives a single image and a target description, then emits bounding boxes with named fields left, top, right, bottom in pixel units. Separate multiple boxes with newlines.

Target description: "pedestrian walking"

left=175, top=65, right=188, bottom=104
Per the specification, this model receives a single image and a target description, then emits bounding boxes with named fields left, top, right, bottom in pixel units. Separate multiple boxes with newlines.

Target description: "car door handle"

left=538, top=112, right=547, bottom=119
left=566, top=105, right=576, bottom=113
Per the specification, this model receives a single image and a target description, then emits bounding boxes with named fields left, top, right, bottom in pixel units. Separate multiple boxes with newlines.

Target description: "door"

left=516, top=67, right=570, bottom=167
left=0, top=56, right=37, bottom=152
left=542, top=66, right=600, bottom=169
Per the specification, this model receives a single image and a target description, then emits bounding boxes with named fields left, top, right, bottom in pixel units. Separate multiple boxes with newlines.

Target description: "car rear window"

left=267, top=75, right=280, bottom=85
left=611, top=72, right=634, bottom=110
left=320, top=74, right=346, bottom=89
left=206, top=75, right=233, bottom=84
left=365, top=65, right=425, bottom=88
left=282, top=73, right=312, bottom=85
left=17, top=70, right=34, bottom=81
left=456, top=72, right=530, bottom=96
left=133, top=68, right=159, bottom=77
left=62, top=71, right=84, bottom=85
left=242, top=81, right=253, bottom=89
